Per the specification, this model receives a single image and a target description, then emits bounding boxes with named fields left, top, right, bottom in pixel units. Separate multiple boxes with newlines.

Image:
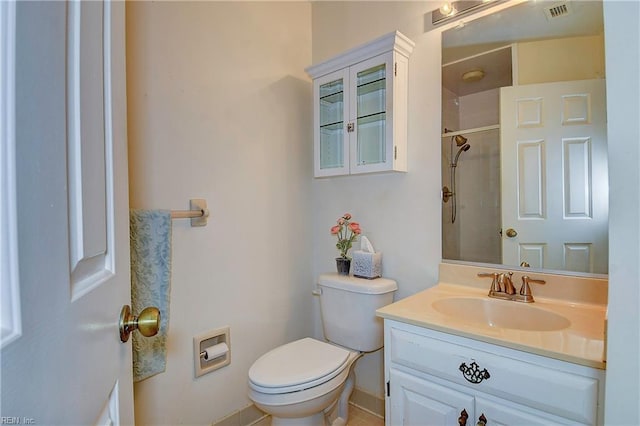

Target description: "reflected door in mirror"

left=500, top=79, right=608, bottom=274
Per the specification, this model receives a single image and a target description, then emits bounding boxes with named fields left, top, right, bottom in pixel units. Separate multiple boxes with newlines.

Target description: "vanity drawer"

left=388, top=325, right=600, bottom=424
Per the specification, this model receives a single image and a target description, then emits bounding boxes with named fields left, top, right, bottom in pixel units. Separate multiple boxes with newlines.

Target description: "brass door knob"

left=119, top=304, right=161, bottom=342
left=505, top=228, right=518, bottom=238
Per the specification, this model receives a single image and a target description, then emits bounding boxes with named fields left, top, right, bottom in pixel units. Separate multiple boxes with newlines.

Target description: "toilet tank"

left=317, top=273, right=397, bottom=352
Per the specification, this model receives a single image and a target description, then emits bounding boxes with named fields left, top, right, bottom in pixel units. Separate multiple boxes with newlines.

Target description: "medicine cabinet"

left=306, top=31, right=414, bottom=177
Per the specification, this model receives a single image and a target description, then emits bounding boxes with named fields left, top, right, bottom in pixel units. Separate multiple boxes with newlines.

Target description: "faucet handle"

left=477, top=272, right=496, bottom=278
left=478, top=272, right=501, bottom=293
left=519, top=276, right=546, bottom=302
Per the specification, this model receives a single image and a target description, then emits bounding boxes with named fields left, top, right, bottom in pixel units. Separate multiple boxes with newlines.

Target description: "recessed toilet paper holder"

left=193, top=326, right=231, bottom=378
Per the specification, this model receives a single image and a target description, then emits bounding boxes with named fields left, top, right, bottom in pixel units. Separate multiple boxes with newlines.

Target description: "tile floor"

left=250, top=404, right=384, bottom=426
left=344, top=405, right=385, bottom=426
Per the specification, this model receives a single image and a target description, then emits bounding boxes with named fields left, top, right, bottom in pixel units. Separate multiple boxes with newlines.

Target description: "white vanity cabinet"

left=384, top=320, right=605, bottom=426
left=306, top=31, right=414, bottom=177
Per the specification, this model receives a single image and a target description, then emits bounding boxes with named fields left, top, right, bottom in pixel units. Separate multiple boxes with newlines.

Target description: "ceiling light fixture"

left=439, top=2, right=455, bottom=16
left=462, top=68, right=485, bottom=83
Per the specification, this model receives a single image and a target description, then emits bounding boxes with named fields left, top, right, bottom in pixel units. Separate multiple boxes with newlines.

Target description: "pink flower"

left=330, top=213, right=361, bottom=259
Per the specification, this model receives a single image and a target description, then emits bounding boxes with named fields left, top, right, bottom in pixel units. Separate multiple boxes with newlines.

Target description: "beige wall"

left=310, top=1, right=443, bottom=398
left=126, top=2, right=312, bottom=424
left=125, top=0, right=640, bottom=424
left=517, top=34, right=605, bottom=84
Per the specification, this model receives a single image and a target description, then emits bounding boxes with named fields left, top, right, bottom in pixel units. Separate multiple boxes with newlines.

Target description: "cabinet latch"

left=347, top=122, right=355, bottom=133
left=386, top=380, right=390, bottom=397
left=394, top=62, right=397, bottom=76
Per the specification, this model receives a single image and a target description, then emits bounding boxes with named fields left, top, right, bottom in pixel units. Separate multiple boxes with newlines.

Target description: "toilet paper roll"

left=201, top=342, right=229, bottom=361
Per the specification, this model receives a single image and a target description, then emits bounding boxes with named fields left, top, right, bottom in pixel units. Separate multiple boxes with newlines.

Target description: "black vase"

left=336, top=258, right=351, bottom=275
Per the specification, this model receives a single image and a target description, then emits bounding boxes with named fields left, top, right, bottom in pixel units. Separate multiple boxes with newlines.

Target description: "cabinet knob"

left=476, top=413, right=487, bottom=426
left=458, top=409, right=469, bottom=426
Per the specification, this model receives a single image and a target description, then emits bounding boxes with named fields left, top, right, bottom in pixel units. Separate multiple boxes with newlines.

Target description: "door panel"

left=1, top=1, right=133, bottom=423
left=67, top=0, right=112, bottom=300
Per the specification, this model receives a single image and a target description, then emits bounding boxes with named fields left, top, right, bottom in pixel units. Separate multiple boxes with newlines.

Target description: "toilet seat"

left=248, top=338, right=353, bottom=394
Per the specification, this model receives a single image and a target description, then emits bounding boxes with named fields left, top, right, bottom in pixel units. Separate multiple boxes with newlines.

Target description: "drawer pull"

left=476, top=413, right=487, bottom=426
left=459, top=361, right=491, bottom=384
left=458, top=409, right=469, bottom=426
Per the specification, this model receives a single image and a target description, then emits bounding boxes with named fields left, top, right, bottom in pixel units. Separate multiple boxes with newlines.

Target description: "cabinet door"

left=313, top=68, right=350, bottom=177
left=349, top=53, right=394, bottom=174
left=475, top=396, right=587, bottom=426
left=389, top=369, right=475, bottom=426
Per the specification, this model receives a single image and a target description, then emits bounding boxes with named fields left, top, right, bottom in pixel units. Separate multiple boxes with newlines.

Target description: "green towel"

left=130, top=209, right=172, bottom=382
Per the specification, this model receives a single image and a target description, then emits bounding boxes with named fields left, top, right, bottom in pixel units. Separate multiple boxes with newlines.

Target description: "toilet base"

left=271, top=413, right=325, bottom=426
left=269, top=366, right=358, bottom=426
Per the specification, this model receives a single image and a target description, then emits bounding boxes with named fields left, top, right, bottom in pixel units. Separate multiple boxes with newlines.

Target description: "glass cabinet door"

left=314, top=67, right=350, bottom=177
left=355, top=63, right=387, bottom=166
left=319, top=78, right=345, bottom=170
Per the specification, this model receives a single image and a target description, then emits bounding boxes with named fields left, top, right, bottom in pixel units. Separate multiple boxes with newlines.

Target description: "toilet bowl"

left=247, top=274, right=397, bottom=426
left=248, top=338, right=360, bottom=426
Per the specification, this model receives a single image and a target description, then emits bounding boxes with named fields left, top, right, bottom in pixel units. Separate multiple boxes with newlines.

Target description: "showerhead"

left=454, top=134, right=468, bottom=146
left=453, top=143, right=471, bottom=166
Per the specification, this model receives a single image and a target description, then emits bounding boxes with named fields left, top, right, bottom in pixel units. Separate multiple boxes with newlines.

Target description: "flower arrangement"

left=330, top=213, right=361, bottom=259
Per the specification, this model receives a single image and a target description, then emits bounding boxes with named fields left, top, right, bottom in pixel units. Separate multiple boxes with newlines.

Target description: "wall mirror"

left=440, top=0, right=607, bottom=275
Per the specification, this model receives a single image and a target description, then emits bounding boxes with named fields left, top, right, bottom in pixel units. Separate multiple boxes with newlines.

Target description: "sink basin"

left=432, top=297, right=571, bottom=331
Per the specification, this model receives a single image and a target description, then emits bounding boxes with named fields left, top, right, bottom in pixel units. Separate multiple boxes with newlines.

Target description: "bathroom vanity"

left=376, top=264, right=607, bottom=425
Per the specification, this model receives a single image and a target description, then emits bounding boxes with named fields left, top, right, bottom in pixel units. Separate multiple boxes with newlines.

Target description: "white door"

left=500, top=79, right=608, bottom=274
left=1, top=1, right=135, bottom=424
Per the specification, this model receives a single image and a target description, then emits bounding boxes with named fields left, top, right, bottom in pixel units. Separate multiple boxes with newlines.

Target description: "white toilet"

left=248, top=273, right=397, bottom=426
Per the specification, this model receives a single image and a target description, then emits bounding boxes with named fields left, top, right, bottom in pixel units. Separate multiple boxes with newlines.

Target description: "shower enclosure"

left=441, top=44, right=511, bottom=266
left=441, top=127, right=501, bottom=264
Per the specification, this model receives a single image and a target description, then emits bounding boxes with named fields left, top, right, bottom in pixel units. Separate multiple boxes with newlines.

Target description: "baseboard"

left=212, top=389, right=385, bottom=425
left=212, top=404, right=267, bottom=426
left=350, top=387, right=385, bottom=418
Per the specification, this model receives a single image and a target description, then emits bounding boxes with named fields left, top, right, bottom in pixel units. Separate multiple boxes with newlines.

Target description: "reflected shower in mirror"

left=441, top=0, right=608, bottom=275
left=442, top=133, right=471, bottom=224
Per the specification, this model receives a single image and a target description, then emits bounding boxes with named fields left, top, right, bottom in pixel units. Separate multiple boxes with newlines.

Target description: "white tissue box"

left=352, top=250, right=382, bottom=279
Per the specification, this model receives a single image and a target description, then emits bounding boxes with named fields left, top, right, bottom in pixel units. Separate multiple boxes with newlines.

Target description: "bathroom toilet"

left=248, top=273, right=397, bottom=426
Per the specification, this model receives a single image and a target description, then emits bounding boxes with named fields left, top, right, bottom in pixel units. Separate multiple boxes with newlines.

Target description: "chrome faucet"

left=477, top=272, right=545, bottom=303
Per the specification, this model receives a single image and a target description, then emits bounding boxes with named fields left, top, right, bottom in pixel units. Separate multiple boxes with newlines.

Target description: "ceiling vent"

left=544, top=2, right=573, bottom=20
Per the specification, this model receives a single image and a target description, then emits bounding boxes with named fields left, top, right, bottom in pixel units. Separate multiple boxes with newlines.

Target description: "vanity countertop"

left=376, top=282, right=606, bottom=369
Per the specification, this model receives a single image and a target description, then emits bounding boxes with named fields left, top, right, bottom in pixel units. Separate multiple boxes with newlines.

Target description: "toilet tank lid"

left=318, top=273, right=397, bottom=294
